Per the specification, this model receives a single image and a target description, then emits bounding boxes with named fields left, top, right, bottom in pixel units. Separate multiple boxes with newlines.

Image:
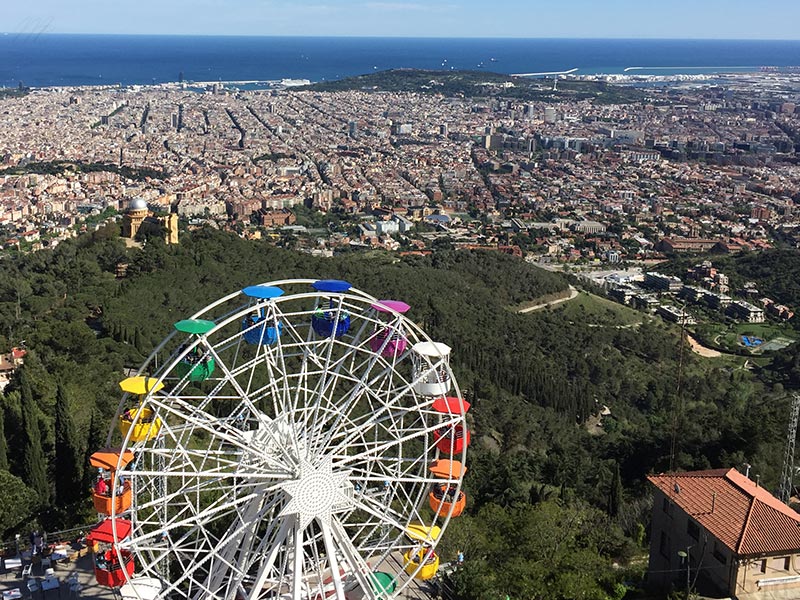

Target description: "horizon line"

left=2, top=32, right=800, bottom=42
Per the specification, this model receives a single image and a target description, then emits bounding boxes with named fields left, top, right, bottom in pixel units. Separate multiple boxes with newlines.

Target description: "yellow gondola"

left=118, top=377, right=164, bottom=442
left=403, top=548, right=440, bottom=580
left=119, top=377, right=164, bottom=395
left=404, top=523, right=441, bottom=543
left=119, top=407, right=162, bottom=442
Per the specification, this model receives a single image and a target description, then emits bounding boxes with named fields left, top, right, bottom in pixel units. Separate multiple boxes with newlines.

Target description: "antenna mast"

left=779, top=393, right=800, bottom=504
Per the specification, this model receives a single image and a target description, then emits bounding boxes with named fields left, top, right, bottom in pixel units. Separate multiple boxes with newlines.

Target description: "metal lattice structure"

left=779, top=393, right=800, bottom=504
left=105, top=279, right=468, bottom=600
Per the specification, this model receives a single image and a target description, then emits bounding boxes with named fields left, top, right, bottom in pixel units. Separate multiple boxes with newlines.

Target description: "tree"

left=54, top=383, right=82, bottom=506
left=0, top=470, right=39, bottom=536
left=0, top=405, right=7, bottom=471
left=82, top=407, right=107, bottom=492
left=19, top=380, right=50, bottom=505
left=608, top=462, right=623, bottom=518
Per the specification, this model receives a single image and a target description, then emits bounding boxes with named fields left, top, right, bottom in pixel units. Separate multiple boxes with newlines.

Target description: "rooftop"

left=648, top=467, right=800, bottom=557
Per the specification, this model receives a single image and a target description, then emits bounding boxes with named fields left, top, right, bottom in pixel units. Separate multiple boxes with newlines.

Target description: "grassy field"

left=554, top=292, right=644, bottom=327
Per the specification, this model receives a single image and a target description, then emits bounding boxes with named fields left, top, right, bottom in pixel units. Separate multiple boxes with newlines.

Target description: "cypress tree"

left=54, top=383, right=82, bottom=506
left=82, top=407, right=107, bottom=492
left=0, top=405, right=8, bottom=471
left=609, top=462, right=623, bottom=518
left=19, top=380, right=50, bottom=504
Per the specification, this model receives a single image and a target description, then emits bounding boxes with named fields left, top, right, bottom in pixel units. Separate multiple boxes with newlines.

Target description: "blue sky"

left=6, top=0, right=800, bottom=39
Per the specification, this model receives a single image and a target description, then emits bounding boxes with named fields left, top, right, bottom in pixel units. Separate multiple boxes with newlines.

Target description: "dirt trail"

left=686, top=334, right=722, bottom=358
left=518, top=285, right=578, bottom=314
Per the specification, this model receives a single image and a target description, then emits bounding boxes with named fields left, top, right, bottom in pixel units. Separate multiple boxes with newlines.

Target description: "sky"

left=5, top=0, right=800, bottom=39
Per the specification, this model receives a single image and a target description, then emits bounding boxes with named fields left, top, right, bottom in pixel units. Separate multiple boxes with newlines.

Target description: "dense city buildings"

left=0, top=70, right=799, bottom=261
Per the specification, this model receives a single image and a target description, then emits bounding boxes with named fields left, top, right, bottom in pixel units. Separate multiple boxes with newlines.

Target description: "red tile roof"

left=648, top=468, right=800, bottom=557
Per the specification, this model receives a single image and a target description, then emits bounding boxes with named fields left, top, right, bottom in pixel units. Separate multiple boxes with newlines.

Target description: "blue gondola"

left=312, top=304, right=351, bottom=338
left=242, top=311, right=283, bottom=346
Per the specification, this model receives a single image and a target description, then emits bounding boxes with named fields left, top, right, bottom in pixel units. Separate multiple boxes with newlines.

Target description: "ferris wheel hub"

left=278, top=457, right=353, bottom=530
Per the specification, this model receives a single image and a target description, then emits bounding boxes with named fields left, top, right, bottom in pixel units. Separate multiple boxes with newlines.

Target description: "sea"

left=1, top=34, right=800, bottom=88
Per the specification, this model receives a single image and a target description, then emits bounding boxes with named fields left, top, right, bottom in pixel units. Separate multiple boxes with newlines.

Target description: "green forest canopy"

left=0, top=226, right=796, bottom=598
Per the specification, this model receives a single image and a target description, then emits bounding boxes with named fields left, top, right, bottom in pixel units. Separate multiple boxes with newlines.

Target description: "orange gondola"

left=429, top=459, right=467, bottom=479
left=90, top=448, right=134, bottom=515
left=429, top=484, right=466, bottom=517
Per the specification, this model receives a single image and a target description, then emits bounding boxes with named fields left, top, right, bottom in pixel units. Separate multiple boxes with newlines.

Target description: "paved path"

left=2, top=553, right=438, bottom=600
left=1, top=554, right=114, bottom=600
left=517, top=285, right=578, bottom=314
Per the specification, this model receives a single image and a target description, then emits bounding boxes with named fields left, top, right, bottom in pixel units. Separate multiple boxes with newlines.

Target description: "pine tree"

left=19, top=380, right=50, bottom=505
left=609, top=462, right=623, bottom=518
left=54, top=383, right=82, bottom=506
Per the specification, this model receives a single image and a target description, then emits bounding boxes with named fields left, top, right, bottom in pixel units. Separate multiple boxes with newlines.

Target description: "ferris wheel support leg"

left=246, top=518, right=292, bottom=600
left=329, top=519, right=380, bottom=600
left=201, top=493, right=274, bottom=600
left=320, top=522, right=346, bottom=600
left=291, top=519, right=305, bottom=600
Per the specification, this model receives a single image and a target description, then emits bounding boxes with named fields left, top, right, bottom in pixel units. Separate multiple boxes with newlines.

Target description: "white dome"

left=128, top=197, right=148, bottom=211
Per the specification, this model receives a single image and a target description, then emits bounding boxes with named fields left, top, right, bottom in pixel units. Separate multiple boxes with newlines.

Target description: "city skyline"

left=5, top=0, right=800, bottom=40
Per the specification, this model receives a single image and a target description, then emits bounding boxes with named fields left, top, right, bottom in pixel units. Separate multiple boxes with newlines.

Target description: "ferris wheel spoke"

left=149, top=399, right=297, bottom=472
left=200, top=494, right=285, bottom=598
left=202, top=346, right=303, bottom=469
left=179, top=494, right=288, bottom=599
left=322, top=376, right=423, bottom=457
left=291, top=519, right=305, bottom=600
left=349, top=493, right=409, bottom=535
left=329, top=411, right=437, bottom=463
left=306, top=343, right=401, bottom=453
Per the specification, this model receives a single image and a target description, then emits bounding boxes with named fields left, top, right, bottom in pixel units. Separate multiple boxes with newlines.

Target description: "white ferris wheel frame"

left=102, top=279, right=468, bottom=600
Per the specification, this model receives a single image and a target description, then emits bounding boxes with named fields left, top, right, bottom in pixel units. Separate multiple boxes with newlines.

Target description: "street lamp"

left=677, top=546, right=692, bottom=600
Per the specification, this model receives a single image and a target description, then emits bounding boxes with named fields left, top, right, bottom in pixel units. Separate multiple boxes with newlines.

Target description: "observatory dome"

left=128, top=197, right=148, bottom=212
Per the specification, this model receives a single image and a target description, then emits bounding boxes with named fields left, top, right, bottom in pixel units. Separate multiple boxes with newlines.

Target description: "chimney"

left=756, top=475, right=760, bottom=487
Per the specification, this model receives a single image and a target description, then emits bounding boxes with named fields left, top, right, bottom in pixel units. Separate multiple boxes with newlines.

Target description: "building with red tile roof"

left=648, top=468, right=800, bottom=599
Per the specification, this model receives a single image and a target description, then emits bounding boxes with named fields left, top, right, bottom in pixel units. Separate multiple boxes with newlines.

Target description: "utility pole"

left=677, top=546, right=692, bottom=600
left=779, top=393, right=800, bottom=503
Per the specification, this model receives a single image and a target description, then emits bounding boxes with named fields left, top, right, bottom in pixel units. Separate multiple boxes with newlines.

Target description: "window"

left=769, top=557, right=791, bottom=572
left=713, top=542, right=727, bottom=565
left=687, top=519, right=699, bottom=541
left=660, top=531, right=671, bottom=559
left=662, top=497, right=674, bottom=517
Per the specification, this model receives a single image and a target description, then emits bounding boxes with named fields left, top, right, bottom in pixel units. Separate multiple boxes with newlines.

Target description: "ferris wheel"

left=90, top=279, right=470, bottom=600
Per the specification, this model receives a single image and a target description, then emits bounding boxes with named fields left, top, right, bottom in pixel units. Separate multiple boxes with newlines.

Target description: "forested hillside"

left=661, top=249, right=800, bottom=319
left=0, top=226, right=794, bottom=599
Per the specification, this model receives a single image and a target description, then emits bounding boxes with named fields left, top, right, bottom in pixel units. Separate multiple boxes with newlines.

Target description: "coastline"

left=3, top=35, right=800, bottom=90
left=2, top=68, right=790, bottom=93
